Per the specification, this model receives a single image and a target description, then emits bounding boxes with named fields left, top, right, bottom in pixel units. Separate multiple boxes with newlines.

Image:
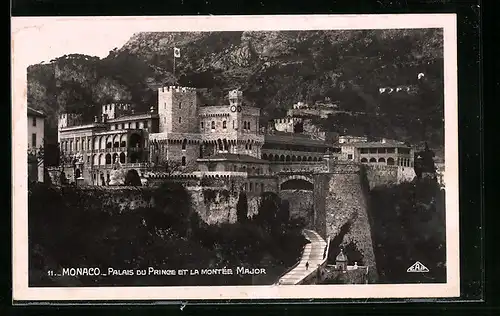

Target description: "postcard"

left=12, top=14, right=459, bottom=301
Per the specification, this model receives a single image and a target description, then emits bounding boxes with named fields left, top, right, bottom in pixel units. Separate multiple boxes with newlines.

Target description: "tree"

left=279, top=199, right=290, bottom=223
left=254, top=192, right=281, bottom=230
left=414, top=142, right=436, bottom=179
left=124, top=169, right=142, bottom=186
left=236, top=192, right=248, bottom=223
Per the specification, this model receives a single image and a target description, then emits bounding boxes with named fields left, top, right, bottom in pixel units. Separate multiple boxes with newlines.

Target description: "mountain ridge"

left=27, top=29, right=444, bottom=150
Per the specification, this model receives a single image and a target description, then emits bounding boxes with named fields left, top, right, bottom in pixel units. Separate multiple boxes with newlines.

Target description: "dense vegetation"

left=28, top=29, right=444, bottom=161
left=28, top=182, right=306, bottom=286
left=368, top=177, right=446, bottom=283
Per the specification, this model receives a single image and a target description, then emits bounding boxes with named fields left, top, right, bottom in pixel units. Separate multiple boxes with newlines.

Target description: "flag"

left=174, top=47, right=181, bottom=58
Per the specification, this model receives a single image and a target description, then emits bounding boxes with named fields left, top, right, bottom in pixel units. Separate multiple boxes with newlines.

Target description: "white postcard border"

left=12, top=14, right=459, bottom=301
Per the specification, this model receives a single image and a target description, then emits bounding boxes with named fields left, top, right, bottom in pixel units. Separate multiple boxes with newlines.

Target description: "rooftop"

left=265, top=133, right=332, bottom=147
left=27, top=107, right=46, bottom=118
left=348, top=140, right=410, bottom=148
left=197, top=153, right=267, bottom=164
left=108, top=112, right=159, bottom=122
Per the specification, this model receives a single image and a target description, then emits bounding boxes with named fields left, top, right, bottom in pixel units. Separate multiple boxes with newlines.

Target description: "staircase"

left=275, top=229, right=329, bottom=285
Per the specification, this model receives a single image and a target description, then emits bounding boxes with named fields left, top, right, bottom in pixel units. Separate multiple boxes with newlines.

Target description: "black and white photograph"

left=12, top=15, right=459, bottom=301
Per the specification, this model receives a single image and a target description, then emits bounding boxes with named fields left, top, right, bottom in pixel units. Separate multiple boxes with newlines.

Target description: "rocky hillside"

left=28, top=29, right=444, bottom=149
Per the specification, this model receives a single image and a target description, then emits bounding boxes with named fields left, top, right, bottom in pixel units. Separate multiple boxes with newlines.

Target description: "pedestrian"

left=305, top=261, right=309, bottom=270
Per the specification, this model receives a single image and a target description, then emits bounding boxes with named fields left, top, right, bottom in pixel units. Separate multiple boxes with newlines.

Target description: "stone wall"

left=397, top=165, right=416, bottom=183
left=188, top=186, right=262, bottom=224
left=279, top=189, right=314, bottom=226
left=365, top=164, right=416, bottom=189
left=314, top=164, right=378, bottom=282
left=76, top=186, right=155, bottom=213
left=365, top=165, right=398, bottom=189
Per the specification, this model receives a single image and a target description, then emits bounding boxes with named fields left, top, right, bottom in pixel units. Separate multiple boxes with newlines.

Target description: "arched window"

left=105, top=154, right=112, bottom=165
left=286, top=155, right=291, bottom=162
left=297, top=156, right=302, bottom=161
left=369, top=158, right=377, bottom=163
left=378, top=157, right=386, bottom=163
left=223, top=121, right=227, bottom=129
left=120, top=152, right=126, bottom=163
left=280, top=155, right=285, bottom=161
left=179, top=102, right=182, bottom=109
left=361, top=158, right=368, bottom=163
left=211, top=121, right=215, bottom=129
left=181, top=156, right=186, bottom=166
left=262, top=153, right=268, bottom=160
left=182, top=139, right=187, bottom=150
left=178, top=117, right=182, bottom=124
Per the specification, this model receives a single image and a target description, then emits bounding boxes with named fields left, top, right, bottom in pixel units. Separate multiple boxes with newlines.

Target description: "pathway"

left=275, top=229, right=328, bottom=285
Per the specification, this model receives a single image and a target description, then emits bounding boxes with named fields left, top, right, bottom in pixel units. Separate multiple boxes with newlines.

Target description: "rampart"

left=313, top=163, right=378, bottom=282
left=365, top=164, right=416, bottom=189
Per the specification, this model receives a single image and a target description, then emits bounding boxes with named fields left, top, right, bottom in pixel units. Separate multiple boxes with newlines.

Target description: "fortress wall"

left=365, top=165, right=416, bottom=188
left=365, top=164, right=398, bottom=189
left=319, top=164, right=377, bottom=280
left=397, top=165, right=417, bottom=183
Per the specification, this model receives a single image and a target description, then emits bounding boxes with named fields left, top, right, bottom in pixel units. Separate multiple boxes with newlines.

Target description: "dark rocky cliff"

left=28, top=29, right=444, bottom=151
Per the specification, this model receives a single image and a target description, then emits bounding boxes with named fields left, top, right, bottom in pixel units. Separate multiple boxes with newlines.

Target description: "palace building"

left=57, top=85, right=414, bottom=186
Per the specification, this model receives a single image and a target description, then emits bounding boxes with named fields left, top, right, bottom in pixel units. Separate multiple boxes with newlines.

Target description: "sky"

left=12, top=15, right=452, bottom=69
left=13, top=19, right=138, bottom=67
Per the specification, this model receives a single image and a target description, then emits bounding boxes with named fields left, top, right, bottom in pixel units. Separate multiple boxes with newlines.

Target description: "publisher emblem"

left=406, top=261, right=429, bottom=273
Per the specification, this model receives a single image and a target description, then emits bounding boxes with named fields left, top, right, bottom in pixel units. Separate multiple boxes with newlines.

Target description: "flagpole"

left=173, top=54, right=176, bottom=82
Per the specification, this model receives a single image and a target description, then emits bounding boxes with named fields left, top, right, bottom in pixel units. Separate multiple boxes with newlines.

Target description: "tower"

left=336, top=248, right=348, bottom=271
left=101, top=103, right=132, bottom=120
left=158, top=86, right=198, bottom=133
left=57, top=113, right=82, bottom=142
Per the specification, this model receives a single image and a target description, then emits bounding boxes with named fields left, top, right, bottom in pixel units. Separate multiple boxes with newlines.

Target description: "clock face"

left=230, top=105, right=236, bottom=112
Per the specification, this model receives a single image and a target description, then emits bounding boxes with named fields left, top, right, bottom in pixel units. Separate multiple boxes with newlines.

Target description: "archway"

left=387, top=157, right=395, bottom=165
left=369, top=158, right=377, bottom=163
left=378, top=157, right=386, bottom=163
left=361, top=158, right=368, bottom=163
left=280, top=178, right=314, bottom=191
